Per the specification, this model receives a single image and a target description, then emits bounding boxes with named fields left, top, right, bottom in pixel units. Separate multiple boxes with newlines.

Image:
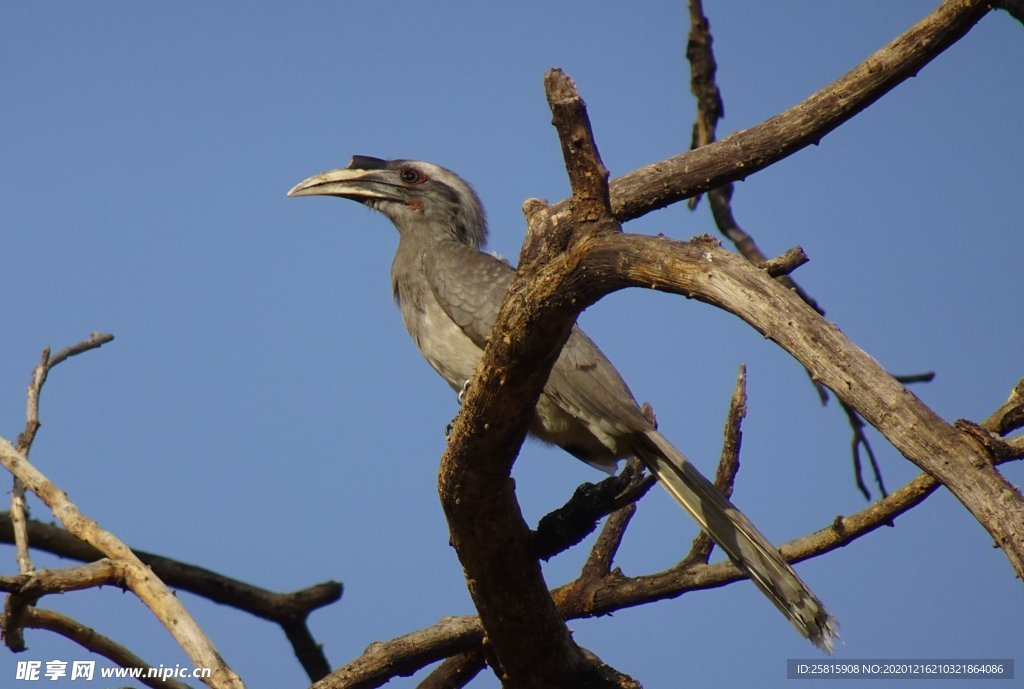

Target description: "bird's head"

left=288, top=156, right=487, bottom=249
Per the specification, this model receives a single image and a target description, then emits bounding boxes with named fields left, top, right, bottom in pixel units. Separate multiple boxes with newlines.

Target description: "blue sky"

left=2, top=3, right=1022, bottom=688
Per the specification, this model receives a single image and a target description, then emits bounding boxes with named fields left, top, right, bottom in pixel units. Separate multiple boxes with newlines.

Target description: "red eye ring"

left=399, top=167, right=427, bottom=185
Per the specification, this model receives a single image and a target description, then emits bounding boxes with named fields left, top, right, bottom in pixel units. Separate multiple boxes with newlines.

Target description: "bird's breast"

left=404, top=292, right=483, bottom=392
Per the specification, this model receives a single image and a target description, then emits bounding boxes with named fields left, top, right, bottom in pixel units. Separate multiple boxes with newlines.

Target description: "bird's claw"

left=457, top=378, right=472, bottom=405
left=445, top=379, right=473, bottom=438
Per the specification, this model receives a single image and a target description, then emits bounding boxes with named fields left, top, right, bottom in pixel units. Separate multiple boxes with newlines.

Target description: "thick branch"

left=437, top=70, right=628, bottom=689
left=572, top=233, right=1024, bottom=577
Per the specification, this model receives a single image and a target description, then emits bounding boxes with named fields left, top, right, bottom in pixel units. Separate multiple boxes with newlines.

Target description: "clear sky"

left=2, top=3, right=1022, bottom=688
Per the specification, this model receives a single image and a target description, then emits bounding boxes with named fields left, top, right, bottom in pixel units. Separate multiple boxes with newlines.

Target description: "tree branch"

left=438, top=68, right=632, bottom=689
left=981, top=377, right=1024, bottom=436
left=11, top=606, right=193, bottom=689
left=531, top=459, right=653, bottom=562
left=0, top=514, right=339, bottom=682
left=415, top=652, right=486, bottom=689
left=568, top=232, right=1024, bottom=577
left=554, top=0, right=992, bottom=224
left=11, top=333, right=115, bottom=575
left=311, top=616, right=484, bottom=689
left=683, top=364, right=747, bottom=566
left=317, top=446, right=1023, bottom=688
left=314, top=5, right=1003, bottom=685
left=0, top=437, right=246, bottom=689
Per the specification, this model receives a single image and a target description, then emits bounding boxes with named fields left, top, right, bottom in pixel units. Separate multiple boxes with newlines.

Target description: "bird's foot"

left=445, top=380, right=473, bottom=438
left=457, top=379, right=472, bottom=405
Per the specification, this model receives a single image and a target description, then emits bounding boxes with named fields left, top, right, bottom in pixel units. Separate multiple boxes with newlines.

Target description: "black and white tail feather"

left=632, top=430, right=839, bottom=652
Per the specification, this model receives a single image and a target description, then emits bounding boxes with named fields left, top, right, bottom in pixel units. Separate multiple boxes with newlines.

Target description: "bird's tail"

left=631, top=429, right=838, bottom=653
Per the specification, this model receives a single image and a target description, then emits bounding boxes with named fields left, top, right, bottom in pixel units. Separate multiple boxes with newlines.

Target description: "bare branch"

left=760, top=247, right=809, bottom=278
left=16, top=333, right=114, bottom=454
left=0, top=514, right=339, bottom=682
left=311, top=616, right=484, bottom=689
left=955, top=420, right=1024, bottom=461
left=555, top=0, right=993, bottom=224
left=320, top=447, right=1023, bottom=687
left=684, top=364, right=748, bottom=565
left=0, top=437, right=246, bottom=689
left=438, top=67, right=632, bottom=689
left=842, top=400, right=888, bottom=501
left=981, top=377, right=1024, bottom=436
left=572, top=233, right=1024, bottom=577
left=11, top=606, right=193, bottom=689
left=415, top=651, right=486, bottom=689
left=10, top=334, right=114, bottom=576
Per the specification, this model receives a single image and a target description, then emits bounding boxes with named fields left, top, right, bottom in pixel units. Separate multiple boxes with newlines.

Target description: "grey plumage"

left=288, top=155, right=838, bottom=651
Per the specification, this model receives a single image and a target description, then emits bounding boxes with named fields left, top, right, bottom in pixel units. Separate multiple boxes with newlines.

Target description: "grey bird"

left=288, top=155, right=838, bottom=651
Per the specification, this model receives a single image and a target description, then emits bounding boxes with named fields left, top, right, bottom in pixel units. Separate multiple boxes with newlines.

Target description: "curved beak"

left=287, top=156, right=400, bottom=201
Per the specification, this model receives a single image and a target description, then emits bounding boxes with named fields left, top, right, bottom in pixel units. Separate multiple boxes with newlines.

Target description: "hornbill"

left=288, top=155, right=838, bottom=651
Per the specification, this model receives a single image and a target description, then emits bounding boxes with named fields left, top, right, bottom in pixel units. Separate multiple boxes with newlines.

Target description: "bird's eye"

left=399, top=167, right=427, bottom=185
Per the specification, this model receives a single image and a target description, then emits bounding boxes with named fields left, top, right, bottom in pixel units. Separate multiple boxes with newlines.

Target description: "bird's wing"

left=423, top=243, right=649, bottom=439
left=423, top=243, right=515, bottom=347
left=543, top=327, right=650, bottom=437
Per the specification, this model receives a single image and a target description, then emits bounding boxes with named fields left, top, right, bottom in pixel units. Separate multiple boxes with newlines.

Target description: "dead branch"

left=311, top=615, right=484, bottom=689
left=434, top=4, right=1009, bottom=685
left=415, top=651, right=486, bottom=689
left=982, top=377, right=1024, bottom=436
left=683, top=364, right=747, bottom=566
left=531, top=459, right=653, bottom=562
left=317, top=444, right=1022, bottom=688
left=12, top=606, right=193, bottom=689
left=0, top=514, right=339, bottom=681
left=0, top=437, right=245, bottom=689
left=438, top=68, right=635, bottom=689
left=553, top=0, right=993, bottom=224
left=10, top=333, right=115, bottom=575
